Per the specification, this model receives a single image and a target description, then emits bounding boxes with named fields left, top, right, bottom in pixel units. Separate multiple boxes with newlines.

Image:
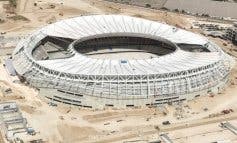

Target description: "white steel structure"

left=12, top=15, right=234, bottom=108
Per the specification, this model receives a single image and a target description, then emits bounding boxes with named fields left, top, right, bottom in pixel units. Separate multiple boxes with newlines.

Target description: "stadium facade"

left=12, top=15, right=234, bottom=108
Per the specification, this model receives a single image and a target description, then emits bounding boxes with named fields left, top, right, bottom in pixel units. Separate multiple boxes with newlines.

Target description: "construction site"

left=1, top=0, right=237, bottom=143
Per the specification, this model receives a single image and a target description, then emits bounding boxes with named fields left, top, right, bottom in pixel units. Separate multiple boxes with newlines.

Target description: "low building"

left=225, top=23, right=237, bottom=45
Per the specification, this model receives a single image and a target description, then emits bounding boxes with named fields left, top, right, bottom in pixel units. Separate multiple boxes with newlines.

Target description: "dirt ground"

left=1, top=0, right=237, bottom=143
left=0, top=0, right=191, bottom=37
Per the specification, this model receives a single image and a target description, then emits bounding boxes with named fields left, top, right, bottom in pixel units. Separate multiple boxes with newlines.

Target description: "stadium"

left=12, top=15, right=234, bottom=109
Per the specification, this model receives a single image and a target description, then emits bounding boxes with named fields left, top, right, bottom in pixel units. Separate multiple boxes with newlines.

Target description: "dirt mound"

left=57, top=124, right=97, bottom=143
left=0, top=80, right=26, bottom=101
left=83, top=109, right=161, bottom=123
left=83, top=111, right=120, bottom=123
left=20, top=105, right=36, bottom=114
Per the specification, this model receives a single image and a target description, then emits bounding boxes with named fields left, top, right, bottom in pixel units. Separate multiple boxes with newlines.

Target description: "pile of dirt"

left=83, top=111, right=119, bottom=123
left=83, top=109, right=162, bottom=123
left=20, top=105, right=36, bottom=114
left=0, top=80, right=25, bottom=101
left=57, top=123, right=98, bottom=143
left=7, top=15, right=29, bottom=21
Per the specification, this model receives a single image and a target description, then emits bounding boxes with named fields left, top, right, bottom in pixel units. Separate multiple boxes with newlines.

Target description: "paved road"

left=164, top=0, right=237, bottom=19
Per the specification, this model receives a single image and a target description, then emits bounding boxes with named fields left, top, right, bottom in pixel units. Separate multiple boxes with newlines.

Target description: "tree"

left=9, top=0, right=17, bottom=7
left=145, top=3, right=151, bottom=8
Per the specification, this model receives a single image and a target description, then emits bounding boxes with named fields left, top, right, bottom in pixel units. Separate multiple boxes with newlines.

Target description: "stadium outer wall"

left=38, top=76, right=229, bottom=109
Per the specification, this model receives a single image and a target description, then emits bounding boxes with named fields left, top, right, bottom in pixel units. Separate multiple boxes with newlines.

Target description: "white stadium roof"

left=37, top=50, right=220, bottom=75
left=14, top=15, right=233, bottom=76
left=42, top=15, right=207, bottom=45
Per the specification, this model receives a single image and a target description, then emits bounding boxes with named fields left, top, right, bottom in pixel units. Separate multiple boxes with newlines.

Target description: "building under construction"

left=12, top=15, right=234, bottom=109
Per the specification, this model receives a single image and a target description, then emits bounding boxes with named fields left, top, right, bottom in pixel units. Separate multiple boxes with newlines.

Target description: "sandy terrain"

left=0, top=0, right=237, bottom=143
left=0, top=0, right=190, bottom=37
